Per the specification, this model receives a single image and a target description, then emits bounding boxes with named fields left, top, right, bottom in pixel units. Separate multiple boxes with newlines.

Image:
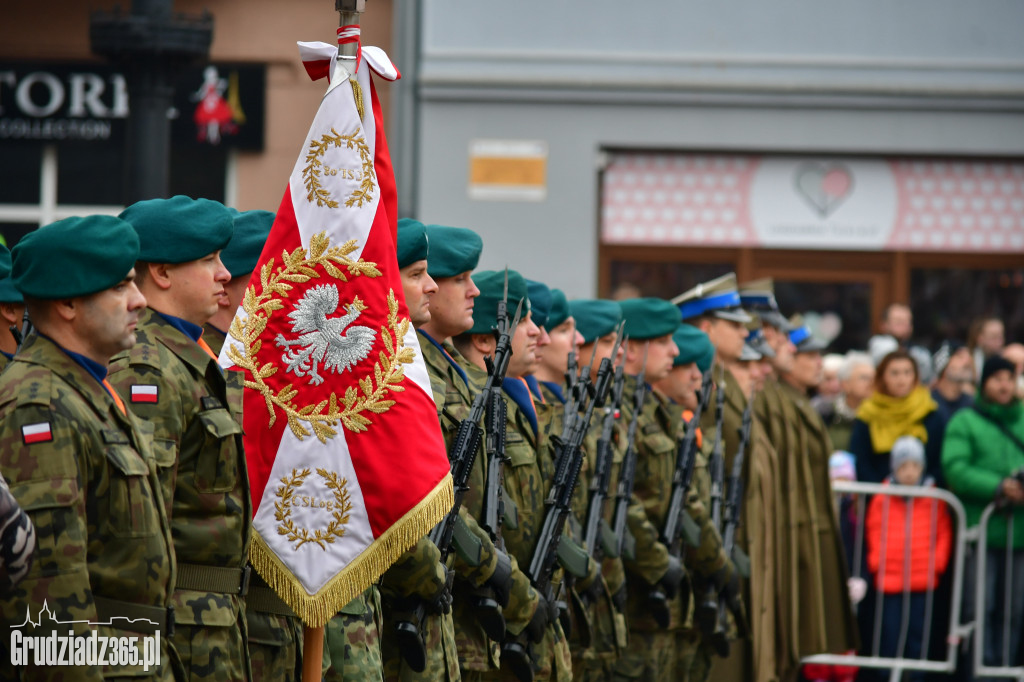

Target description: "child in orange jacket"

left=865, top=436, right=953, bottom=670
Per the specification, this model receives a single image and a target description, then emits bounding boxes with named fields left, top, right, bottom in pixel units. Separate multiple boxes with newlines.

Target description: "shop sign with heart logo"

left=793, top=163, right=855, bottom=218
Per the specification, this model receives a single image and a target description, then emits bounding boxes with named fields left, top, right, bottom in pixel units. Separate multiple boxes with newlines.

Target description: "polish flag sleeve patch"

left=22, top=422, right=53, bottom=445
left=130, top=385, right=159, bottom=404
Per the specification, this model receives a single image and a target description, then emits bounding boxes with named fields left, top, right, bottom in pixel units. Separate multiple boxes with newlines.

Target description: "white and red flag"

left=220, top=30, right=452, bottom=626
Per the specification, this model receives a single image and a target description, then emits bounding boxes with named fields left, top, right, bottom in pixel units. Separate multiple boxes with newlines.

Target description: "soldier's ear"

left=470, top=333, right=495, bottom=356
left=145, top=262, right=173, bottom=290
left=52, top=299, right=78, bottom=323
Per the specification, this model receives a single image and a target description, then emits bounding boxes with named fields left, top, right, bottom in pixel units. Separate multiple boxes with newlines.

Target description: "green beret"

left=569, top=300, right=622, bottom=344
left=397, top=218, right=429, bottom=269
left=547, top=289, right=570, bottom=329
left=13, top=216, right=140, bottom=299
left=526, top=280, right=552, bottom=329
left=468, top=270, right=529, bottom=335
left=0, top=246, right=19, bottom=303
left=696, top=341, right=715, bottom=374
left=424, top=225, right=482, bottom=278
left=673, top=324, right=713, bottom=369
left=619, top=298, right=679, bottom=341
left=221, top=210, right=272, bottom=278
left=120, top=195, right=233, bottom=264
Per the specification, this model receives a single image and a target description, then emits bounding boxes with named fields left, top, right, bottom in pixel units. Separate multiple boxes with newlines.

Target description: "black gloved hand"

left=525, top=592, right=550, bottom=644
left=657, top=555, right=685, bottom=600
left=486, top=548, right=514, bottom=609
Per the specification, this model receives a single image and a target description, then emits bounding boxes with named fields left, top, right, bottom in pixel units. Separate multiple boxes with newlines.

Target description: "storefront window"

left=606, top=259, right=733, bottom=299
left=775, top=280, right=873, bottom=353
left=911, top=267, right=1024, bottom=348
left=0, top=143, right=41, bottom=204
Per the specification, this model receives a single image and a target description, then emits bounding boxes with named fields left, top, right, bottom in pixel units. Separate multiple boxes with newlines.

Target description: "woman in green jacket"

left=942, top=355, right=1024, bottom=668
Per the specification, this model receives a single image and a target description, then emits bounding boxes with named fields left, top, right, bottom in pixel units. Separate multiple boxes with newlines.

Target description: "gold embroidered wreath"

left=302, top=128, right=376, bottom=209
left=275, top=468, right=354, bottom=550
left=227, top=231, right=415, bottom=443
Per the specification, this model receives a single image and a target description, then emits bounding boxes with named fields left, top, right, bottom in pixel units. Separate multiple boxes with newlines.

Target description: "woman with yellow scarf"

left=849, top=350, right=946, bottom=487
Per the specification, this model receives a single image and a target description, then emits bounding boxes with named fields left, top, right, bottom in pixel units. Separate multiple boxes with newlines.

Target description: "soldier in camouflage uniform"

left=526, top=284, right=610, bottom=681
left=377, top=218, right=460, bottom=682
left=0, top=249, right=25, bottom=371
left=613, top=298, right=739, bottom=682
left=416, top=226, right=536, bottom=682
left=652, top=323, right=730, bottom=682
left=453, top=270, right=569, bottom=682
left=110, top=196, right=253, bottom=682
left=203, top=208, right=304, bottom=681
left=0, top=215, right=178, bottom=681
left=322, top=588, right=385, bottom=682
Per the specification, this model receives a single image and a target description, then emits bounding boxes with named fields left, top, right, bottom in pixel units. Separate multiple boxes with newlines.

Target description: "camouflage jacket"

left=0, top=472, right=34, bottom=593
left=201, top=323, right=228, bottom=357
left=108, top=308, right=252, bottom=667
left=0, top=333, right=177, bottom=680
left=420, top=334, right=537, bottom=670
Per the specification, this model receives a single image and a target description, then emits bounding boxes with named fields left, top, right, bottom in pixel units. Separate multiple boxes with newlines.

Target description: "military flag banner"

left=219, top=31, right=453, bottom=627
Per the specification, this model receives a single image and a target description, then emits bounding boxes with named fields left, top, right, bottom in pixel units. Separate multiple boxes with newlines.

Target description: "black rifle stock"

left=611, top=354, right=648, bottom=560
left=695, top=375, right=727, bottom=636
left=709, top=397, right=754, bottom=656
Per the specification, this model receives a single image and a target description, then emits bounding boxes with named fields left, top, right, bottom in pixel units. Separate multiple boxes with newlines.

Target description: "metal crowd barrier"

left=800, top=480, right=972, bottom=682
left=972, top=503, right=1024, bottom=681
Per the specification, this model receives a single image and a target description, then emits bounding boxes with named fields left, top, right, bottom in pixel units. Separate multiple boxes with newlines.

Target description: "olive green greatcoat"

left=109, top=308, right=253, bottom=682
left=777, top=381, right=857, bottom=658
left=0, top=334, right=178, bottom=681
left=755, top=377, right=857, bottom=680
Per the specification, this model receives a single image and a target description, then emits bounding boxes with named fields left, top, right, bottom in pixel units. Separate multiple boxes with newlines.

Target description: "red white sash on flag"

left=219, top=37, right=450, bottom=627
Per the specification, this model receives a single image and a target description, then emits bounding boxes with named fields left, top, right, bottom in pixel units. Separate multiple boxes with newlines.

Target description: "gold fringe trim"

left=249, top=473, right=454, bottom=627
left=350, top=76, right=365, bottom=121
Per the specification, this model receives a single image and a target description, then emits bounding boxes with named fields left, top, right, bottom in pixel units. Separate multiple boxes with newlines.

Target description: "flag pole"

left=299, top=4, right=365, bottom=681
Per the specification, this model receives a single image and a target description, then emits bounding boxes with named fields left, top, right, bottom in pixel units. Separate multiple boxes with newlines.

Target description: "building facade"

left=397, top=0, right=1024, bottom=350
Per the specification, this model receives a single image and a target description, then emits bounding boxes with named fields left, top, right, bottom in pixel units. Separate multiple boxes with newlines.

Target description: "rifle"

left=582, top=356, right=626, bottom=563
left=610, top=345, right=648, bottom=560
left=647, top=370, right=714, bottom=620
left=708, top=396, right=754, bottom=656
left=525, top=331, right=621, bottom=636
left=393, top=273, right=522, bottom=672
left=695, top=373, right=727, bottom=636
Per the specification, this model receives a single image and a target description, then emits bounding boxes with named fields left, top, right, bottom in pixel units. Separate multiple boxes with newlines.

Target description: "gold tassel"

left=350, top=76, right=365, bottom=122
left=248, top=473, right=454, bottom=627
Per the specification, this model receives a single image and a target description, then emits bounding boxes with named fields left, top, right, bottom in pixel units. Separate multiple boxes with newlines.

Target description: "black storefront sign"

left=0, top=61, right=265, bottom=150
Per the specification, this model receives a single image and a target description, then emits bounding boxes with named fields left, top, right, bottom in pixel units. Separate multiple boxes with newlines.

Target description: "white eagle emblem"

left=274, top=284, right=377, bottom=386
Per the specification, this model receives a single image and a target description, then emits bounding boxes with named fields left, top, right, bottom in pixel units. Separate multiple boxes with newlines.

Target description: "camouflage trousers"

left=381, top=609, right=461, bottom=682
left=482, top=621, right=572, bottom=682
left=571, top=582, right=627, bottom=682
left=610, top=629, right=675, bottom=682
left=675, top=629, right=713, bottom=682
left=323, top=587, right=384, bottom=682
left=170, top=590, right=250, bottom=682
left=246, top=611, right=302, bottom=682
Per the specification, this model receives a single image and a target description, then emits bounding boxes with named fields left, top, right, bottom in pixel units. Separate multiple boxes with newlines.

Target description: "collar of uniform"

left=140, top=308, right=220, bottom=374
left=503, top=377, right=539, bottom=437
left=540, top=380, right=565, bottom=404
left=15, top=333, right=122, bottom=418
left=0, top=350, right=12, bottom=361
left=204, top=322, right=227, bottom=341
left=417, top=329, right=468, bottom=387
left=524, top=375, right=545, bottom=403
left=154, top=311, right=204, bottom=343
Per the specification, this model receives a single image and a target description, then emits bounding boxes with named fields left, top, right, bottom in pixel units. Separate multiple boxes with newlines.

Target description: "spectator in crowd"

left=930, top=341, right=975, bottom=429
left=866, top=437, right=952, bottom=671
left=869, top=304, right=933, bottom=384
left=942, top=355, right=1024, bottom=668
left=850, top=350, right=944, bottom=486
left=968, top=316, right=1006, bottom=381
left=1002, top=343, right=1024, bottom=400
left=818, top=352, right=875, bottom=452
left=816, top=353, right=844, bottom=403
